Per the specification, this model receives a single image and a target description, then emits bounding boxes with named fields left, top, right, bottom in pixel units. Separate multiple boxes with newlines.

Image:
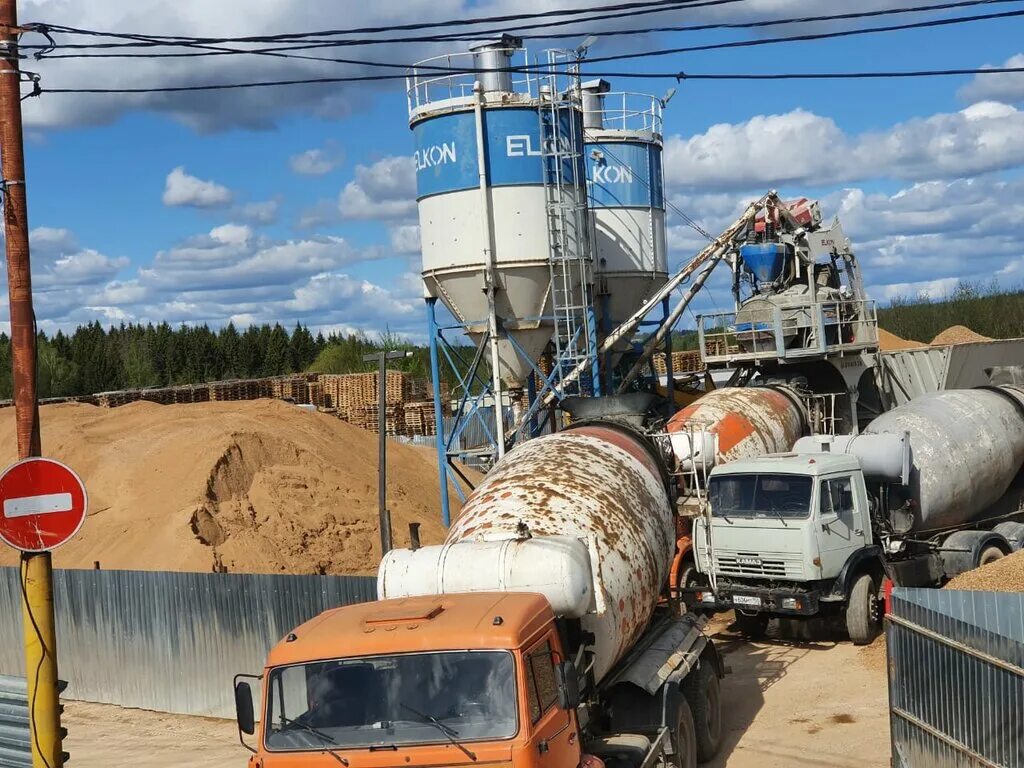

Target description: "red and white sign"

left=0, top=458, right=87, bottom=553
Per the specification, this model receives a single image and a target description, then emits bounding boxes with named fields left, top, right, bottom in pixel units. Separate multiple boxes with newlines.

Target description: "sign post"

left=0, top=0, right=74, bottom=764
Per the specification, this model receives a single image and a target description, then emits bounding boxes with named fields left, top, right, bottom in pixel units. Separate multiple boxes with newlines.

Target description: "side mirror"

left=554, top=659, right=581, bottom=710
left=235, top=681, right=256, bottom=736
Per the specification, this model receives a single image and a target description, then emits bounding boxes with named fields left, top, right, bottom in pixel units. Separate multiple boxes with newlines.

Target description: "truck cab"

left=689, top=453, right=884, bottom=642
left=236, top=592, right=582, bottom=768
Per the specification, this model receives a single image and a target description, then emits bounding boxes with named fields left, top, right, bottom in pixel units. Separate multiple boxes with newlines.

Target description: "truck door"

left=817, top=476, right=868, bottom=578
left=524, top=637, right=580, bottom=768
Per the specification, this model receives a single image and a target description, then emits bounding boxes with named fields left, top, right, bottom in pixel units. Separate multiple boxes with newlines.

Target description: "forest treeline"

left=0, top=282, right=1019, bottom=400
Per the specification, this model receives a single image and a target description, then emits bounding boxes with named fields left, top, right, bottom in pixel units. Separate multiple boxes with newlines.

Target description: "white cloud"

left=162, top=166, right=233, bottom=208
left=290, top=144, right=345, bottom=176
left=959, top=53, right=1024, bottom=105
left=234, top=198, right=280, bottom=224
left=664, top=103, right=1024, bottom=191
left=338, top=156, right=417, bottom=220
left=389, top=224, right=421, bottom=254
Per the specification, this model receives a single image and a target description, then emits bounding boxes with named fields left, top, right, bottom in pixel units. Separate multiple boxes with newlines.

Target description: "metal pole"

left=0, top=2, right=63, bottom=765
left=472, top=81, right=507, bottom=459
left=376, top=352, right=392, bottom=555
left=426, top=299, right=451, bottom=527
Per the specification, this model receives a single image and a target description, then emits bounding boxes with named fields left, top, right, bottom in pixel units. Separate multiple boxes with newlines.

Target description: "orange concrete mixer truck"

left=233, top=421, right=724, bottom=768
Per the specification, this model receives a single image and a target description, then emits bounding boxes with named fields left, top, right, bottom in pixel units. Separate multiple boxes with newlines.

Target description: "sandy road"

left=62, top=618, right=890, bottom=767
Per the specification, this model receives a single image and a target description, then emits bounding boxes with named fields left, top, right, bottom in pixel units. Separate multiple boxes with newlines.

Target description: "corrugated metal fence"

left=0, top=568, right=376, bottom=718
left=0, top=676, right=29, bottom=768
left=887, top=588, right=1024, bottom=767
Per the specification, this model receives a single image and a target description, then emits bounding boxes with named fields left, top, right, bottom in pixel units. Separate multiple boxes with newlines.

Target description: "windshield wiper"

left=767, top=508, right=789, bottom=527
left=400, top=703, right=478, bottom=761
left=281, top=716, right=350, bottom=766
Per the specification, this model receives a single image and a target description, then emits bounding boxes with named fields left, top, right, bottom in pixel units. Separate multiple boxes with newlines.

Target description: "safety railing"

left=698, top=299, right=879, bottom=364
left=583, top=91, right=663, bottom=133
left=0, top=676, right=30, bottom=768
left=406, top=46, right=539, bottom=114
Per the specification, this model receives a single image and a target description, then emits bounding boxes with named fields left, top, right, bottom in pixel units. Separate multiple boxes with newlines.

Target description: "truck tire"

left=671, top=696, right=698, bottom=768
left=682, top=662, right=722, bottom=762
left=978, top=545, right=1005, bottom=567
left=845, top=573, right=880, bottom=645
left=993, top=522, right=1024, bottom=552
left=733, top=611, right=769, bottom=640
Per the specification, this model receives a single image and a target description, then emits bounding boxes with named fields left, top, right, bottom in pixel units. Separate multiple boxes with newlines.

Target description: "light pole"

left=363, top=349, right=413, bottom=556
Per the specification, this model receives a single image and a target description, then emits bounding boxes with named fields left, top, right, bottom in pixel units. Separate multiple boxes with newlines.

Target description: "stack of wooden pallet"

left=651, top=350, right=705, bottom=376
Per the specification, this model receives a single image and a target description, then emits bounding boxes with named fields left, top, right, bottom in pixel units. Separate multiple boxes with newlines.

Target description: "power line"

left=36, top=65, right=1024, bottom=95
left=24, top=3, right=1024, bottom=82
left=26, top=0, right=729, bottom=46
left=582, top=5, right=1024, bottom=64
left=22, top=0, right=1021, bottom=65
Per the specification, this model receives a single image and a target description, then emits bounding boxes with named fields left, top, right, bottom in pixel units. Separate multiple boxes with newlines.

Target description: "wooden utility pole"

left=0, top=0, right=65, bottom=765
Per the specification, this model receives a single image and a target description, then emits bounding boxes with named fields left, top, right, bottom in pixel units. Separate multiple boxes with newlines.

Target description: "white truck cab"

left=690, top=453, right=885, bottom=642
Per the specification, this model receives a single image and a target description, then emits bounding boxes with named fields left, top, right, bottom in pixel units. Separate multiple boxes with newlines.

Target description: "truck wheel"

left=978, top=545, right=1005, bottom=567
left=671, top=696, right=698, bottom=768
left=682, top=662, right=722, bottom=762
left=993, top=522, right=1024, bottom=552
left=733, top=611, right=770, bottom=640
left=845, top=573, right=880, bottom=645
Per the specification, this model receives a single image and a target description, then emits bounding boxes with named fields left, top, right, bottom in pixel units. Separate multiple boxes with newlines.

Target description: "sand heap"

left=931, top=325, right=992, bottom=346
left=877, top=329, right=927, bottom=351
left=944, top=550, right=1024, bottom=593
left=0, top=400, right=457, bottom=575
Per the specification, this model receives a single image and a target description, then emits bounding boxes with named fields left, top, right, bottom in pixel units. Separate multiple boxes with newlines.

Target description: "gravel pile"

left=878, top=329, right=926, bottom=351
left=944, top=550, right=1024, bottom=593
left=931, top=325, right=992, bottom=346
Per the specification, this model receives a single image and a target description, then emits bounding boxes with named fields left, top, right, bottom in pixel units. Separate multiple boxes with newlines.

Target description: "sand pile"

left=878, top=329, right=926, bottom=351
left=944, top=550, right=1024, bottom=593
left=0, top=400, right=459, bottom=575
left=931, top=325, right=992, bottom=346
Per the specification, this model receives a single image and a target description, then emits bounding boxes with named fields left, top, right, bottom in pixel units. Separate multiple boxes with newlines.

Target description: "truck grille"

left=713, top=550, right=803, bottom=579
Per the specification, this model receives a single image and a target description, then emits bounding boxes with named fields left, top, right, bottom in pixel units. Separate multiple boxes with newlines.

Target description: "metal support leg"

left=427, top=299, right=451, bottom=527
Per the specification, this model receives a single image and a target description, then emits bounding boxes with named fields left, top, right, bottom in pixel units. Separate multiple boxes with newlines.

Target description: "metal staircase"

left=538, top=50, right=594, bottom=393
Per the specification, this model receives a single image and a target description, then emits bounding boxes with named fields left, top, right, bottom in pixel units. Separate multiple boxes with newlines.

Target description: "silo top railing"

left=583, top=92, right=664, bottom=134
left=406, top=46, right=539, bottom=115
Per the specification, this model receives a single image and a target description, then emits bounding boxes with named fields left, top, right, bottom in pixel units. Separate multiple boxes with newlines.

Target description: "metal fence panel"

left=888, top=588, right=1024, bottom=768
left=0, top=676, right=29, bottom=768
left=0, top=568, right=376, bottom=718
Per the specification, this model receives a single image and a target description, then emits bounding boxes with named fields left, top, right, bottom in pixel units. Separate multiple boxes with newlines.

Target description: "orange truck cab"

left=235, top=591, right=723, bottom=768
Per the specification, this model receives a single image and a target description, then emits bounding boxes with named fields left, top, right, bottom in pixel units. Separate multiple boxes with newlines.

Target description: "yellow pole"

left=0, top=0, right=65, bottom=764
left=20, top=553, right=63, bottom=768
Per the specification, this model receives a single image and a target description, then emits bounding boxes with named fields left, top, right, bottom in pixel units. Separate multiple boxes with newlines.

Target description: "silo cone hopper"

left=423, top=263, right=554, bottom=389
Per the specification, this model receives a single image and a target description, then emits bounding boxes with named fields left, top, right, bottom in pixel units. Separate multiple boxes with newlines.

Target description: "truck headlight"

left=697, top=591, right=716, bottom=604
left=781, top=597, right=803, bottom=611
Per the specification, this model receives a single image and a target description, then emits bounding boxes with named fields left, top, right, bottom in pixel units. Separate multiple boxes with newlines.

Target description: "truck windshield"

left=264, top=651, right=517, bottom=752
left=708, top=473, right=813, bottom=519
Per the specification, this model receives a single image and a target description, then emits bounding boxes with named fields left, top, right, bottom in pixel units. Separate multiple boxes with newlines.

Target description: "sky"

left=4, top=0, right=1024, bottom=340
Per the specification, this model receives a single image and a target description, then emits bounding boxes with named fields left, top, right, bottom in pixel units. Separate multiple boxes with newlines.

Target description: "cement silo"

left=582, top=81, right=669, bottom=333
left=408, top=38, right=597, bottom=523
left=409, top=38, right=592, bottom=390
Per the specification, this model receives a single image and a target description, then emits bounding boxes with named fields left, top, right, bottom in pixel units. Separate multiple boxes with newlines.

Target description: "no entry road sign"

left=0, top=457, right=87, bottom=553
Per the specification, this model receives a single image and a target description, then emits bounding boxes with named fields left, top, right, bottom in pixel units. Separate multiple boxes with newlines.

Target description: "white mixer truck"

left=685, top=387, right=1024, bottom=643
left=233, top=421, right=724, bottom=768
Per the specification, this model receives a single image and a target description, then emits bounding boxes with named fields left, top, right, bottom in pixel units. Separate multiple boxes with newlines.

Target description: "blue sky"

left=7, top=0, right=1024, bottom=338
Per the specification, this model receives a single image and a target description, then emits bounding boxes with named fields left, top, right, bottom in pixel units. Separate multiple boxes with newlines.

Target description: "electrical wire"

left=581, top=5, right=1024, bottom=65
left=21, top=5, right=1023, bottom=87
left=24, top=0, right=732, bottom=46
left=18, top=1, right=744, bottom=55
left=33, top=65, right=1024, bottom=95
left=22, top=0, right=1019, bottom=56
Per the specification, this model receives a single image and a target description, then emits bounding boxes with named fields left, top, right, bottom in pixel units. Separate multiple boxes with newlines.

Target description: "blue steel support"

left=426, top=298, right=451, bottom=526
left=526, top=370, right=538, bottom=438
left=588, top=305, right=601, bottom=398
left=662, top=296, right=675, bottom=418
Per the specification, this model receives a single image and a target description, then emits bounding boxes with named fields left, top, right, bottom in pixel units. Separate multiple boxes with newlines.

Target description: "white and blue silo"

left=407, top=37, right=596, bottom=522
left=582, top=80, right=669, bottom=336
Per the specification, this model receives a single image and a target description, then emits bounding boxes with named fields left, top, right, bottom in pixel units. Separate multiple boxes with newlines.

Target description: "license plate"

left=732, top=594, right=762, bottom=607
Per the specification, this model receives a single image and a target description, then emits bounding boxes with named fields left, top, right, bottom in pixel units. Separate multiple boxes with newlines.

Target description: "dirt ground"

left=62, top=615, right=890, bottom=768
